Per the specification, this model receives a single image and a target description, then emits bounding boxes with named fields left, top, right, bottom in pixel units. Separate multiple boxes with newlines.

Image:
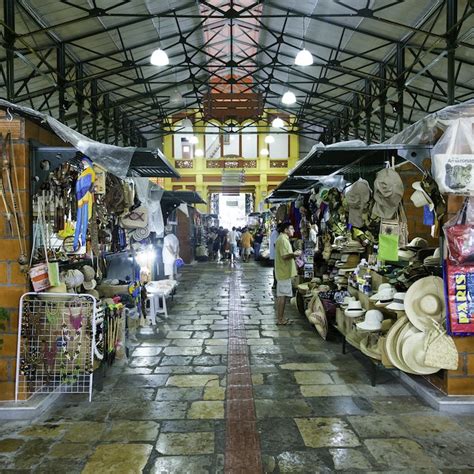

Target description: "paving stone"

left=166, top=330, right=193, bottom=339
left=151, top=455, right=215, bottom=473
left=348, top=415, right=409, bottom=438
left=167, top=374, right=219, bottom=387
left=156, top=387, right=203, bottom=401
left=160, top=355, right=194, bottom=365
left=163, top=346, right=203, bottom=356
left=47, top=442, right=91, bottom=459
left=280, top=362, right=337, bottom=371
left=276, top=450, right=333, bottom=473
left=82, top=443, right=152, bottom=474
left=398, top=414, right=464, bottom=437
left=330, top=448, right=373, bottom=470
left=115, top=374, right=168, bottom=388
left=256, top=399, right=312, bottom=418
left=0, top=438, right=24, bottom=452
left=205, top=346, right=228, bottom=355
left=294, top=371, right=334, bottom=385
left=108, top=401, right=188, bottom=420
left=128, top=356, right=161, bottom=367
left=12, top=439, right=53, bottom=469
left=364, top=438, right=437, bottom=470
left=203, top=384, right=226, bottom=400
left=63, top=422, right=106, bottom=443
left=171, top=339, right=205, bottom=347
left=188, top=401, right=225, bottom=419
left=300, top=384, right=355, bottom=397
left=132, top=346, right=162, bottom=356
left=156, top=432, right=215, bottom=455
left=306, top=396, right=373, bottom=416
left=19, top=424, right=65, bottom=439
left=205, top=338, right=228, bottom=346
left=154, top=365, right=193, bottom=374
left=295, top=417, right=360, bottom=448
left=102, top=420, right=159, bottom=441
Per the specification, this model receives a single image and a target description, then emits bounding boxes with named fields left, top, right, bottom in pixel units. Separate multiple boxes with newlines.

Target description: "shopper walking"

left=240, top=227, right=254, bottom=262
left=274, top=222, right=301, bottom=325
left=228, top=226, right=239, bottom=263
left=163, top=224, right=180, bottom=280
left=253, top=228, right=264, bottom=260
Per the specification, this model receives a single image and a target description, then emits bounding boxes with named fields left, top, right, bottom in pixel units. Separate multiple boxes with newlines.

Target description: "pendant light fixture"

left=150, top=48, right=169, bottom=66
left=271, top=117, right=285, bottom=128
left=150, top=17, right=169, bottom=66
left=260, top=148, right=269, bottom=156
left=264, top=135, right=275, bottom=144
left=281, top=91, right=297, bottom=105
left=195, top=149, right=204, bottom=157
left=294, top=17, right=313, bottom=66
left=189, top=135, right=199, bottom=144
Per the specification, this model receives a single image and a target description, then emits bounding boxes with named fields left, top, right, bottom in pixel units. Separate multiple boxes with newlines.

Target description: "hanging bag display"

left=119, top=206, right=148, bottom=229
left=444, top=198, right=474, bottom=265
left=378, top=204, right=408, bottom=261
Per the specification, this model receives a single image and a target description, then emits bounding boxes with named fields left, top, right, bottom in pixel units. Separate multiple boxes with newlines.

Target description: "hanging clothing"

left=163, top=233, right=179, bottom=276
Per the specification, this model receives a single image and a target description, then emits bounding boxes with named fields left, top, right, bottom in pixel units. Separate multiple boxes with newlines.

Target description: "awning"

left=290, top=144, right=432, bottom=177
left=170, top=190, right=207, bottom=205
left=128, top=148, right=179, bottom=178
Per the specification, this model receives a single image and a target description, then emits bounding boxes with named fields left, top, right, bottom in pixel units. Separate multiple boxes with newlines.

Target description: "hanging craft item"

left=120, top=206, right=149, bottom=229
left=372, top=167, right=404, bottom=219
left=73, top=157, right=96, bottom=251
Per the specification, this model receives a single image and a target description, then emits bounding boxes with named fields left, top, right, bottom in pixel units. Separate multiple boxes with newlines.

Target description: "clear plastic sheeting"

left=0, top=99, right=134, bottom=178
left=386, top=99, right=474, bottom=147
left=132, top=178, right=165, bottom=236
left=432, top=118, right=474, bottom=195
left=326, top=139, right=367, bottom=149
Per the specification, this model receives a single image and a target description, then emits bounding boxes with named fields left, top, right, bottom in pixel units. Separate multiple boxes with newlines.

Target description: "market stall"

left=267, top=102, right=474, bottom=396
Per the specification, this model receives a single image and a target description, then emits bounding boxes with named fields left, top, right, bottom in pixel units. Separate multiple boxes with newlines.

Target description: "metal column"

left=365, top=80, right=372, bottom=144
left=396, top=44, right=405, bottom=133
left=76, top=64, right=84, bottom=133
left=446, top=0, right=458, bottom=105
left=4, top=0, right=15, bottom=101
left=91, top=79, right=98, bottom=141
left=57, top=42, right=66, bottom=123
left=379, top=65, right=386, bottom=142
left=113, top=107, right=120, bottom=146
left=103, top=94, right=110, bottom=143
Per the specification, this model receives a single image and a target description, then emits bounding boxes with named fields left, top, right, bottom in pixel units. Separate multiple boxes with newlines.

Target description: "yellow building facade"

left=161, top=113, right=299, bottom=213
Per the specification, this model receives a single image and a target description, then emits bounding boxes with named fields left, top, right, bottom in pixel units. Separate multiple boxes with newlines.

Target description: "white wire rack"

left=15, top=293, right=96, bottom=402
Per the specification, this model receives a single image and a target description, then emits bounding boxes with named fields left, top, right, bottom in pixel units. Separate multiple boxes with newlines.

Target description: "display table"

left=145, top=280, right=177, bottom=324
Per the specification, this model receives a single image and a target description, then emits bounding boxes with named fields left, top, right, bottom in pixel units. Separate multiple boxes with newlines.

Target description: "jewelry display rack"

left=15, top=293, right=96, bottom=403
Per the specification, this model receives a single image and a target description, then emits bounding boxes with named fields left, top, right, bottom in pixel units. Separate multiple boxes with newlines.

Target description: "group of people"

left=207, top=226, right=264, bottom=263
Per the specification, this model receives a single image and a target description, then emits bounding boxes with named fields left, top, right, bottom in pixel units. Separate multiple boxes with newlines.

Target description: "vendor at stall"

left=163, top=224, right=180, bottom=280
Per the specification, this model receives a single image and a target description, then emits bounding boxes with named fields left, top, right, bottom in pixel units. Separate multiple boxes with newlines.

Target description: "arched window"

left=173, top=121, right=194, bottom=159
left=269, top=125, right=289, bottom=159
left=241, top=125, right=257, bottom=158
left=222, top=125, right=240, bottom=156
left=205, top=123, right=221, bottom=159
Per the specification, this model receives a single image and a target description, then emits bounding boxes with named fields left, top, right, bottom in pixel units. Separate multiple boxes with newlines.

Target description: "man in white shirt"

left=269, top=226, right=279, bottom=289
left=228, top=226, right=238, bottom=263
left=163, top=224, right=180, bottom=279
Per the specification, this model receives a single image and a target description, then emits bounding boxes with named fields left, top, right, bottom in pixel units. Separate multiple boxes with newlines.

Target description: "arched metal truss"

left=0, top=0, right=472, bottom=147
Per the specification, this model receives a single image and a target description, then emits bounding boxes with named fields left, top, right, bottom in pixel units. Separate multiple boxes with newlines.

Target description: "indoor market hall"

left=1, top=261, right=474, bottom=472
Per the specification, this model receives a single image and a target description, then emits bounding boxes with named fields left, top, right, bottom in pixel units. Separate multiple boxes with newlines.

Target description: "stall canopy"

left=171, top=191, right=207, bottom=205
left=290, top=144, right=432, bottom=178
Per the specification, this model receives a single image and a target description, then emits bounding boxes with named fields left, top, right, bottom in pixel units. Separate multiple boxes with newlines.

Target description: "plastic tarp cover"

left=0, top=99, right=134, bottom=178
left=386, top=99, right=474, bottom=146
left=431, top=118, right=474, bottom=195
left=132, top=178, right=164, bottom=236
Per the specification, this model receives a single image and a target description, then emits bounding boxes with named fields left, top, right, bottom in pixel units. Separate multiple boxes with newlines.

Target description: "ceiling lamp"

left=189, top=135, right=199, bottom=144
left=264, top=135, right=275, bottom=144
left=295, top=48, right=313, bottom=66
left=195, top=148, right=204, bottom=157
left=260, top=148, right=269, bottom=156
left=181, top=118, right=193, bottom=129
left=150, top=48, right=169, bottom=66
left=281, top=91, right=297, bottom=105
left=271, top=117, right=285, bottom=128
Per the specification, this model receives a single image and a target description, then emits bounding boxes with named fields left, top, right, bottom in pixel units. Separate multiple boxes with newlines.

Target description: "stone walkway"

left=1, top=262, right=474, bottom=472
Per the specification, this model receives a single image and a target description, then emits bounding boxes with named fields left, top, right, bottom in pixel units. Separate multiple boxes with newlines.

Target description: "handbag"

left=424, top=323, right=459, bottom=370
left=378, top=204, right=408, bottom=261
left=120, top=206, right=148, bottom=229
left=444, top=198, right=474, bottom=264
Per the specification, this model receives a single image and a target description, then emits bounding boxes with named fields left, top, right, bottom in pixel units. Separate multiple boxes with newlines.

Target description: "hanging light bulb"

left=181, top=118, right=193, bottom=129
left=260, top=148, right=269, bottom=156
left=195, top=148, right=204, bottom=157
left=264, top=135, right=275, bottom=144
left=281, top=91, right=297, bottom=105
left=189, top=135, right=199, bottom=144
left=295, top=48, right=314, bottom=66
left=150, top=48, right=169, bottom=66
left=271, top=117, right=285, bottom=128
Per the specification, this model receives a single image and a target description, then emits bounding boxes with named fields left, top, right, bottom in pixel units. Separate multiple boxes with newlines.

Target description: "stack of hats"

left=424, top=248, right=441, bottom=267
left=344, top=300, right=365, bottom=318
left=341, top=239, right=365, bottom=253
left=383, top=276, right=456, bottom=374
left=335, top=253, right=360, bottom=271
left=399, top=237, right=429, bottom=262
left=369, top=283, right=395, bottom=305
left=356, top=309, right=384, bottom=331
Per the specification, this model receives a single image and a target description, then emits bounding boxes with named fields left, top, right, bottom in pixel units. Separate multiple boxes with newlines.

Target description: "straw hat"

left=312, top=296, right=328, bottom=340
left=359, top=334, right=382, bottom=360
left=375, top=288, right=395, bottom=307
left=341, top=240, right=365, bottom=253
left=423, top=248, right=441, bottom=266
left=404, top=276, right=445, bottom=331
left=81, top=265, right=95, bottom=282
left=356, top=310, right=383, bottom=331
left=341, top=296, right=356, bottom=308
left=83, top=279, right=97, bottom=290
left=386, top=292, right=406, bottom=311
left=384, top=316, right=419, bottom=374
left=369, top=283, right=393, bottom=301
left=404, top=237, right=428, bottom=251
left=410, top=182, right=434, bottom=211
left=345, top=179, right=371, bottom=228
left=372, top=168, right=404, bottom=219
left=401, top=331, right=439, bottom=374
left=398, top=249, right=417, bottom=262
left=344, top=300, right=366, bottom=318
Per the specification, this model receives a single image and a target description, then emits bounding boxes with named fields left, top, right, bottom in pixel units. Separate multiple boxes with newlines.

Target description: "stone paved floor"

left=2, top=262, right=474, bottom=472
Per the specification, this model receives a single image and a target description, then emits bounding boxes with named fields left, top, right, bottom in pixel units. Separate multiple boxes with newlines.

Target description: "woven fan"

left=424, top=323, right=459, bottom=370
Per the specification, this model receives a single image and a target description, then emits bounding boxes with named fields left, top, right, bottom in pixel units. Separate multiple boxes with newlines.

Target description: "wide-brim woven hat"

left=404, top=276, right=446, bottom=331
left=356, top=309, right=383, bottom=331
left=359, top=334, right=382, bottom=360
left=401, top=331, right=440, bottom=375
left=384, top=316, right=419, bottom=374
